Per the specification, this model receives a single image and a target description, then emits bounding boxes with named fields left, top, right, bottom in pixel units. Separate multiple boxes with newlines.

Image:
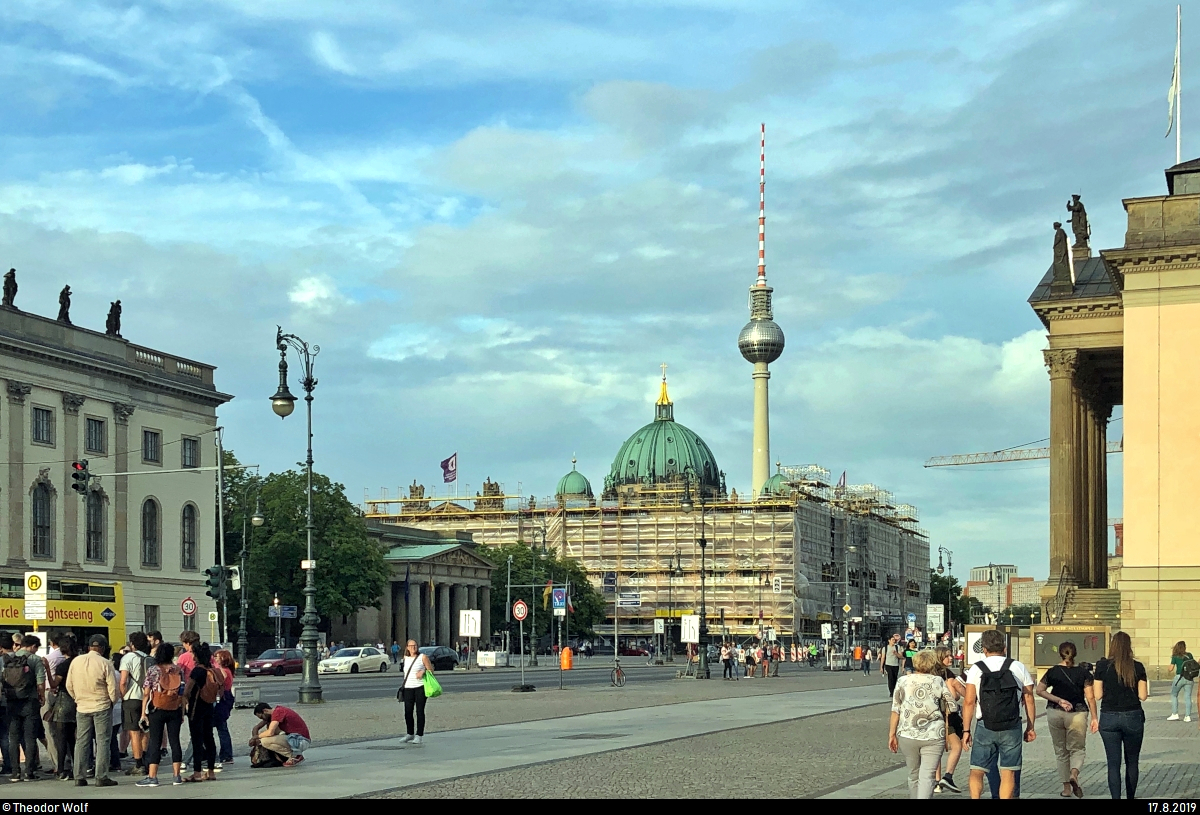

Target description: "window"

left=869, top=570, right=878, bottom=589
left=181, top=504, right=197, bottom=569
left=86, top=491, right=105, bottom=562
left=144, top=605, right=159, bottom=634
left=142, top=430, right=161, bottom=464
left=141, top=499, right=160, bottom=567
left=181, top=437, right=200, bottom=469
left=85, top=418, right=106, bottom=454
left=32, top=407, right=53, bottom=445
left=31, top=483, right=53, bottom=558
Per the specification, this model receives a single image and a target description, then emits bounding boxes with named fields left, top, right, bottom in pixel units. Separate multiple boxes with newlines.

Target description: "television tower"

left=737, top=124, right=785, bottom=497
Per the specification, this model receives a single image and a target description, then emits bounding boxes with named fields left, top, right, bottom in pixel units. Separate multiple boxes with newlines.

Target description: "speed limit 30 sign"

left=181, top=597, right=197, bottom=616
left=512, top=599, right=528, bottom=621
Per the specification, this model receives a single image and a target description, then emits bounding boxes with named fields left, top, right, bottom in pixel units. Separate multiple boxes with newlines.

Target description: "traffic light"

left=71, top=460, right=90, bottom=496
left=204, top=565, right=225, bottom=600
left=228, top=566, right=241, bottom=591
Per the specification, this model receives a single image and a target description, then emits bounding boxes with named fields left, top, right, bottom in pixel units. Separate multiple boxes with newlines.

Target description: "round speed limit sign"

left=181, top=597, right=197, bottom=616
left=512, top=599, right=528, bottom=621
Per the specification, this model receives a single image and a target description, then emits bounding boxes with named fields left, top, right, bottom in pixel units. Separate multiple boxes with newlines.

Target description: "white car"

left=318, top=646, right=390, bottom=674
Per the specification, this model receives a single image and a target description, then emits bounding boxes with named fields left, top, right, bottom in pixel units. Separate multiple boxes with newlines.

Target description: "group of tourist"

left=885, top=627, right=1184, bottom=800
left=717, top=641, right=786, bottom=679
left=0, top=629, right=311, bottom=787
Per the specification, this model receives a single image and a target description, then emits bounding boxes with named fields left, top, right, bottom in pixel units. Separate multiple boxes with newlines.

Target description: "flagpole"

left=1179, top=4, right=1183, bottom=165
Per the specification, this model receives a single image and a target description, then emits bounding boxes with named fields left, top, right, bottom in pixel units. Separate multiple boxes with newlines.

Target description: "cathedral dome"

left=555, top=458, right=593, bottom=500
left=603, top=375, right=723, bottom=500
left=760, top=471, right=789, bottom=496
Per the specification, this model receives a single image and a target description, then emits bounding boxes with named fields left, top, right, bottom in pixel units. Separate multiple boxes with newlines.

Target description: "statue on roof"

left=57, top=285, right=72, bottom=324
left=1052, top=222, right=1072, bottom=287
left=2, top=269, right=16, bottom=309
left=105, top=300, right=122, bottom=337
left=1067, top=195, right=1090, bottom=249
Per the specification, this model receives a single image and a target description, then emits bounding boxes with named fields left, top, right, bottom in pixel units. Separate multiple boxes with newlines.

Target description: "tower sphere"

left=738, top=318, right=785, bottom=364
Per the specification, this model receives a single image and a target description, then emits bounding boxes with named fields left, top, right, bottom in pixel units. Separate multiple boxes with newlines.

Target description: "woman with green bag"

left=400, top=640, right=435, bottom=746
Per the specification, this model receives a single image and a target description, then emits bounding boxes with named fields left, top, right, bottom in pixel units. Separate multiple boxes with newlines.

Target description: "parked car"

left=319, top=646, right=389, bottom=674
left=419, top=646, right=459, bottom=671
left=618, top=645, right=650, bottom=657
left=245, top=648, right=304, bottom=677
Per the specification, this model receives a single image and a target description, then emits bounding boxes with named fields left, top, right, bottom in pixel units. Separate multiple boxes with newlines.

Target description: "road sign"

left=765, top=626, right=777, bottom=642
left=459, top=609, right=482, bottom=638
left=653, top=619, right=665, bottom=634
left=551, top=588, right=567, bottom=609
left=616, top=592, right=641, bottom=608
left=602, top=572, right=616, bottom=594
left=301, top=559, right=317, bottom=571
left=181, top=597, right=197, bottom=616
left=24, top=571, right=47, bottom=599
left=771, top=576, right=782, bottom=594
left=926, top=603, right=945, bottom=635
left=821, top=622, right=833, bottom=640
left=512, top=599, right=528, bottom=621
left=23, top=602, right=46, bottom=621
left=207, top=611, right=219, bottom=623
left=842, top=603, right=852, bottom=614
left=906, top=611, right=918, bottom=626
left=681, top=614, right=700, bottom=644
left=267, top=605, right=299, bottom=619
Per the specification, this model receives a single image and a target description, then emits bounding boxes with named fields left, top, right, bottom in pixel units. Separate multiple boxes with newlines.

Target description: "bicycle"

left=611, top=656, right=626, bottom=687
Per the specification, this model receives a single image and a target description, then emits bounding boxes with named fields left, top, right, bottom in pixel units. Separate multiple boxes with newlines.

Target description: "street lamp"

left=237, top=491, right=265, bottom=675
left=936, top=546, right=954, bottom=644
left=680, top=467, right=709, bottom=679
left=530, top=528, right=548, bottom=667
left=271, top=326, right=322, bottom=704
left=666, top=550, right=682, bottom=663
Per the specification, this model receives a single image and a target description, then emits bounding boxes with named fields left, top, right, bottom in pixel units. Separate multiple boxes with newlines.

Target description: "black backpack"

left=976, top=658, right=1021, bottom=731
left=3, top=653, right=37, bottom=702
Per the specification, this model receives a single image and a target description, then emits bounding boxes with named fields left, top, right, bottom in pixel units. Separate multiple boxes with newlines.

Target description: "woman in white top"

left=888, top=649, right=956, bottom=799
left=400, top=640, right=434, bottom=746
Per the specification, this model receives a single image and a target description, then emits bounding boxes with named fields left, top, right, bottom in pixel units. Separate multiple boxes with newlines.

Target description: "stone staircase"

left=1059, top=588, right=1122, bottom=629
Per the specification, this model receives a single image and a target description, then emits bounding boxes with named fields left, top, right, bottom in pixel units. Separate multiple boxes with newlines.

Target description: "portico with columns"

left=332, top=522, right=494, bottom=648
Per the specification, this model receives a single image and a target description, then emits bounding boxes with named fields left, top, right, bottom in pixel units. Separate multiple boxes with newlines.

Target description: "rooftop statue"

left=2, top=269, right=15, bottom=309
left=105, top=300, right=122, bottom=337
left=57, top=285, right=72, bottom=324
left=1067, top=194, right=1091, bottom=249
left=1052, top=221, right=1072, bottom=287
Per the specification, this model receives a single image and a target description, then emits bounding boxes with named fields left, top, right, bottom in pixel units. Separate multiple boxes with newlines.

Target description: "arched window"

left=181, top=504, right=197, bottom=570
left=86, top=490, right=106, bottom=562
left=141, top=498, right=160, bottom=567
left=31, top=483, right=53, bottom=558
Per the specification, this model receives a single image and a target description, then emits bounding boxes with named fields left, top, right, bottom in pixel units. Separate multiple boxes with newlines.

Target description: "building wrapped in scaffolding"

left=365, top=382, right=929, bottom=646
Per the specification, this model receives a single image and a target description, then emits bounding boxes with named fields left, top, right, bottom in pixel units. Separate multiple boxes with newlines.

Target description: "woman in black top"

left=1035, top=641, right=1096, bottom=798
left=182, top=643, right=218, bottom=783
left=48, top=635, right=78, bottom=780
left=1090, top=631, right=1149, bottom=799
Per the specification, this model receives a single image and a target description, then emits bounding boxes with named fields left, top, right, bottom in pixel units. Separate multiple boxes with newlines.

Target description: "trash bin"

left=560, top=646, right=573, bottom=670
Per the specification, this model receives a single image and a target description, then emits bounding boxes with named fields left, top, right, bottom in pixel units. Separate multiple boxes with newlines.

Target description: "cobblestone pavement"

left=376, top=699, right=901, bottom=798
left=224, top=664, right=886, bottom=754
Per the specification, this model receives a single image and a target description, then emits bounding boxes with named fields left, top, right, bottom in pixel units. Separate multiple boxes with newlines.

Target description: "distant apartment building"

left=964, top=570, right=1047, bottom=613
left=968, top=564, right=1018, bottom=586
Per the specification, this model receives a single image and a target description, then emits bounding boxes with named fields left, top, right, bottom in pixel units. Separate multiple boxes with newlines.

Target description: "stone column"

left=61, top=393, right=85, bottom=568
left=453, top=584, right=469, bottom=643
left=480, top=586, right=491, bottom=643
left=1094, top=403, right=1112, bottom=588
left=1044, top=350, right=1080, bottom=584
left=466, top=585, right=477, bottom=613
left=379, top=574, right=393, bottom=644
left=437, top=583, right=451, bottom=646
left=6, top=381, right=31, bottom=567
left=112, top=403, right=135, bottom=574
left=393, top=582, right=407, bottom=646
left=1076, top=383, right=1091, bottom=585
left=407, top=583, right=422, bottom=645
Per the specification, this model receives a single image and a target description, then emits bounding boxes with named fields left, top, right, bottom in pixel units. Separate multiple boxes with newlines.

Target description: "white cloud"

left=288, top=276, right=348, bottom=312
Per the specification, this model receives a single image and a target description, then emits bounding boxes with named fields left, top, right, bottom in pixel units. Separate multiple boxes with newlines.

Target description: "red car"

left=245, top=648, right=304, bottom=676
left=618, top=645, right=650, bottom=657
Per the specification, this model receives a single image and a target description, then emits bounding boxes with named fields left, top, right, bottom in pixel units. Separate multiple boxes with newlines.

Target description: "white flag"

left=1169, top=7, right=1181, bottom=137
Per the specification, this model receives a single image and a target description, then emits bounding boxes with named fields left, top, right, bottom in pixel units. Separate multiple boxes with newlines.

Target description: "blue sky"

left=0, top=1, right=1179, bottom=579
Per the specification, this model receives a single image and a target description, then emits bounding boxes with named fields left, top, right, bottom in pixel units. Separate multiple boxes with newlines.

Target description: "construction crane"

left=924, top=439, right=1123, bottom=468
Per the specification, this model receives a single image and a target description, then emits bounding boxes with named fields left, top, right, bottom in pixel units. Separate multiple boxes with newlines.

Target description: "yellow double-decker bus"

left=0, top=576, right=126, bottom=647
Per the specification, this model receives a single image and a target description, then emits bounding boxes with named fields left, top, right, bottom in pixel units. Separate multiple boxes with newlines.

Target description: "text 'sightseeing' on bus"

left=0, top=577, right=126, bottom=650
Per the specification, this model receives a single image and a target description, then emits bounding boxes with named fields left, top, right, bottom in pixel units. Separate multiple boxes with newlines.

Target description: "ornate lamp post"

left=680, top=467, right=709, bottom=679
left=935, top=546, right=954, bottom=645
left=270, top=326, right=323, bottom=704
left=237, top=492, right=265, bottom=675
left=667, top=550, right=682, bottom=663
left=530, top=528, right=548, bottom=667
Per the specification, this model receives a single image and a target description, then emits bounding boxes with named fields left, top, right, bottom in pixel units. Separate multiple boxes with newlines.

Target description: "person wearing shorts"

left=961, top=630, right=1036, bottom=799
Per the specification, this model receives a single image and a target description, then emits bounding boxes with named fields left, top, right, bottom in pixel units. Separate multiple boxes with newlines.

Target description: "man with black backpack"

left=961, top=629, right=1036, bottom=799
left=4, top=633, right=46, bottom=781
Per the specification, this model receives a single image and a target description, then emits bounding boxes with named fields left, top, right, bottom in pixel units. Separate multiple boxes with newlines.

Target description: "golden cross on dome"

left=661, top=362, right=668, bottom=381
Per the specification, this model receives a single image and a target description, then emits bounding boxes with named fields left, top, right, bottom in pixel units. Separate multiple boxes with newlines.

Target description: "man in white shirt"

left=961, top=629, right=1037, bottom=799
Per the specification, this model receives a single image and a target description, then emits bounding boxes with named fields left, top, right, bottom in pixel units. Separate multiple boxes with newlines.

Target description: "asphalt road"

left=240, top=661, right=693, bottom=703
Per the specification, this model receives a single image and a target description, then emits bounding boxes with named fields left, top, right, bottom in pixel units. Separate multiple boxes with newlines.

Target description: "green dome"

left=761, top=472, right=789, bottom=496
left=556, top=459, right=593, bottom=499
left=603, top=376, right=722, bottom=498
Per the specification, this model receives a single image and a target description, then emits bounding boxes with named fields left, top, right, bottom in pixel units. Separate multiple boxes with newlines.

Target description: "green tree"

left=928, top=569, right=972, bottom=631
left=1002, top=603, right=1043, bottom=626
left=478, top=541, right=606, bottom=648
left=220, top=450, right=389, bottom=637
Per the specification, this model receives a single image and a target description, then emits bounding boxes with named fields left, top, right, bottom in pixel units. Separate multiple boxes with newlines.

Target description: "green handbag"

left=422, top=669, right=443, bottom=698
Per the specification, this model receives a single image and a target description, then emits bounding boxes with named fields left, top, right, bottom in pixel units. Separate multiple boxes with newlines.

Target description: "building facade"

left=968, top=564, right=1018, bottom=585
left=0, top=298, right=231, bottom=643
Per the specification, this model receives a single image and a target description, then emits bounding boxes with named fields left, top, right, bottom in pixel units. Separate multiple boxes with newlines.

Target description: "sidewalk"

left=823, top=683, right=1200, bottom=799
left=5, top=684, right=884, bottom=799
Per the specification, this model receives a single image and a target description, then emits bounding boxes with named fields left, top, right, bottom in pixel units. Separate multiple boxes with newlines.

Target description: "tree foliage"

left=478, top=541, right=606, bottom=645
left=220, top=450, right=389, bottom=636
left=928, top=569, right=973, bottom=631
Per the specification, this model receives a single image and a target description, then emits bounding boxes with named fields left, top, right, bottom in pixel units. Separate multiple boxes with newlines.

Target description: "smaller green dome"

left=761, top=472, right=789, bottom=496
left=556, top=458, right=593, bottom=499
